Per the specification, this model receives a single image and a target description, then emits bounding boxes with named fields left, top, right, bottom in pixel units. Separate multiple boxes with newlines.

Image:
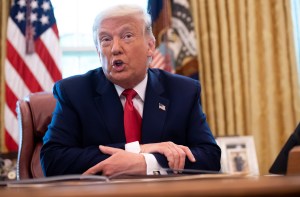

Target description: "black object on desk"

left=269, top=122, right=300, bottom=174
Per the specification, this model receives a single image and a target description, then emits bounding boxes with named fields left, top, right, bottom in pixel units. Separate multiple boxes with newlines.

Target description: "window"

left=291, top=0, right=300, bottom=83
left=51, top=0, right=148, bottom=78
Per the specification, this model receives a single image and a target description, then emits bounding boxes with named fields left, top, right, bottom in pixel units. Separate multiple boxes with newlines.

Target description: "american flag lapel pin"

left=159, top=103, right=166, bottom=111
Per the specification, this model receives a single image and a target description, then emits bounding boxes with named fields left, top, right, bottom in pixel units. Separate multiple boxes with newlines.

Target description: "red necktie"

left=122, top=89, right=142, bottom=143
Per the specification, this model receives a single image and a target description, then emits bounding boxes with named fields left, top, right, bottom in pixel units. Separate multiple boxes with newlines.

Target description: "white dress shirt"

left=114, top=74, right=166, bottom=175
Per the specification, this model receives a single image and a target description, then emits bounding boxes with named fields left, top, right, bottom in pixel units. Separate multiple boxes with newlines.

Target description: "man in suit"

left=40, top=4, right=221, bottom=176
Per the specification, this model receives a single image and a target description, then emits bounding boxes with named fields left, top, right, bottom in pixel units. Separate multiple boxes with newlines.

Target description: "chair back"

left=16, top=92, right=56, bottom=179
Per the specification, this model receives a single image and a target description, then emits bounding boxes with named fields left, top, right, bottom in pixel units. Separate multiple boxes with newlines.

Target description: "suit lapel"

left=142, top=70, right=169, bottom=143
left=93, top=69, right=125, bottom=143
left=92, top=68, right=169, bottom=144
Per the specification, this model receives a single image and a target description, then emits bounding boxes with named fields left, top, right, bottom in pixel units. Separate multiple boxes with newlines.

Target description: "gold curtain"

left=0, top=0, right=12, bottom=152
left=191, top=0, right=300, bottom=174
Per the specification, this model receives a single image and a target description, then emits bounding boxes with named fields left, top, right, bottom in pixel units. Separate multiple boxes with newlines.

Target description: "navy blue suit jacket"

left=41, top=68, right=221, bottom=176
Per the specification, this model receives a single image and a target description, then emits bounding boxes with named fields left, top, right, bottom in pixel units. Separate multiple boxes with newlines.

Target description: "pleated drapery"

left=191, top=0, right=300, bottom=174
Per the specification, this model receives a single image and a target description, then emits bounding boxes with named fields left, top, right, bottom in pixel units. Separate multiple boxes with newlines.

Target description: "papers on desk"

left=110, top=172, right=248, bottom=184
left=1, top=170, right=249, bottom=188
left=1, top=175, right=108, bottom=187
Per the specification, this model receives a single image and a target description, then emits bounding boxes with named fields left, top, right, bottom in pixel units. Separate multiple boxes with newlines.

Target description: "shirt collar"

left=114, top=74, right=148, bottom=101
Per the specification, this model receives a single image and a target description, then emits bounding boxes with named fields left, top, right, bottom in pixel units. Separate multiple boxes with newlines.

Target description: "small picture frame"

left=216, top=136, right=259, bottom=176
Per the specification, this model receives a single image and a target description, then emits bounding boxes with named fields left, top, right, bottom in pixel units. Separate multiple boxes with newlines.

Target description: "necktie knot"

left=122, top=89, right=137, bottom=101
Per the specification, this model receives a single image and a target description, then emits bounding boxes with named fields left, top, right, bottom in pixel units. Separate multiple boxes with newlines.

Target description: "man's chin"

left=108, top=76, right=134, bottom=89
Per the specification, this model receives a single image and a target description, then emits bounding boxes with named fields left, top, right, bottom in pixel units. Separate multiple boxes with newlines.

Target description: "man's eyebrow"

left=98, top=25, right=137, bottom=37
left=98, top=31, right=111, bottom=37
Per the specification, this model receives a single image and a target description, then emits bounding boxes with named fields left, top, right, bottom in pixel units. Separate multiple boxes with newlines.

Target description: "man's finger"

left=99, top=145, right=122, bottom=155
left=82, top=168, right=95, bottom=175
left=169, top=143, right=186, bottom=171
left=179, top=145, right=196, bottom=162
left=175, top=147, right=186, bottom=170
left=82, top=163, right=103, bottom=175
left=168, top=143, right=180, bottom=170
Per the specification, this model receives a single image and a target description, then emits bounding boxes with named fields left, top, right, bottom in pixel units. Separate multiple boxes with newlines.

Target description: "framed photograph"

left=216, top=136, right=259, bottom=176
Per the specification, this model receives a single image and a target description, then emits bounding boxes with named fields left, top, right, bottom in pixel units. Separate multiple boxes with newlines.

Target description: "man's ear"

left=147, top=39, right=156, bottom=56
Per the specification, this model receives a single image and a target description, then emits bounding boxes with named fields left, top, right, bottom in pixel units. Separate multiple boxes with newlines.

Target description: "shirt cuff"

left=124, top=141, right=166, bottom=175
left=141, top=153, right=167, bottom=175
left=125, top=141, right=140, bottom=153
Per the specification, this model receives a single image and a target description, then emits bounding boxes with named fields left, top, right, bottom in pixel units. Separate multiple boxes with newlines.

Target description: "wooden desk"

left=1, top=175, right=300, bottom=197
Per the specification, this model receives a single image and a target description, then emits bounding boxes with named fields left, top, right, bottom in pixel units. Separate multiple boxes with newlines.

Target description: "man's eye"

left=123, top=33, right=133, bottom=39
left=100, top=37, right=111, bottom=46
left=100, top=37, right=111, bottom=42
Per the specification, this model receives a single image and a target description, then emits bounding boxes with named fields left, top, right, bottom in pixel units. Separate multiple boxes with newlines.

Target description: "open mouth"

left=112, top=60, right=125, bottom=72
left=113, top=60, right=124, bottom=67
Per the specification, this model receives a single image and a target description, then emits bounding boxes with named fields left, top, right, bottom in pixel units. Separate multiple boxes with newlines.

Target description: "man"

left=40, top=4, right=221, bottom=177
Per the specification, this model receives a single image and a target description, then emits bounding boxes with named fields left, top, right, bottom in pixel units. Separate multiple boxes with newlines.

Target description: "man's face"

left=97, top=15, right=155, bottom=89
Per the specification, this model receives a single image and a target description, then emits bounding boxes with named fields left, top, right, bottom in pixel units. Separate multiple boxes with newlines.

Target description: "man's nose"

left=111, top=38, right=122, bottom=55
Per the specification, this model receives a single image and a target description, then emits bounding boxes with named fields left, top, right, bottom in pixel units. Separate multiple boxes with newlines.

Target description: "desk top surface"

left=1, top=175, right=300, bottom=197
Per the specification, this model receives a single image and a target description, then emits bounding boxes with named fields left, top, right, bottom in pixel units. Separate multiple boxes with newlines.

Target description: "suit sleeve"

left=40, top=82, right=124, bottom=176
left=154, top=80, right=221, bottom=172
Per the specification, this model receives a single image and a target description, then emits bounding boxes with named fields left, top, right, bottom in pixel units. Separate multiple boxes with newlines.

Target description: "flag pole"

left=163, top=0, right=170, bottom=60
left=0, top=0, right=12, bottom=152
left=25, top=0, right=35, bottom=54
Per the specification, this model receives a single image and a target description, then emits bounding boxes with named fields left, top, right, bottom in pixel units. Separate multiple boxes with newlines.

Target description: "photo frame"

left=216, top=136, right=259, bottom=176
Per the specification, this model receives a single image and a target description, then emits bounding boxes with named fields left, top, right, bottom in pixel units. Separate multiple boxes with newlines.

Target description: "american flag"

left=4, top=0, right=62, bottom=151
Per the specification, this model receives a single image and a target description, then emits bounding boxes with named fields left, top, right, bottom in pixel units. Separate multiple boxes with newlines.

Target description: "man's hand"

left=83, top=145, right=146, bottom=176
left=140, top=142, right=196, bottom=171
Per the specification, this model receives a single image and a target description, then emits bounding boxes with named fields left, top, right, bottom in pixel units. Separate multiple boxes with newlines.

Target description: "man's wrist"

left=141, top=153, right=167, bottom=175
left=125, top=141, right=166, bottom=175
left=125, top=141, right=141, bottom=153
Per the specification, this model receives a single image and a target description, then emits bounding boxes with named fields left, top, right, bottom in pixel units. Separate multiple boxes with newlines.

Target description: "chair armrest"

left=287, top=146, right=300, bottom=175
